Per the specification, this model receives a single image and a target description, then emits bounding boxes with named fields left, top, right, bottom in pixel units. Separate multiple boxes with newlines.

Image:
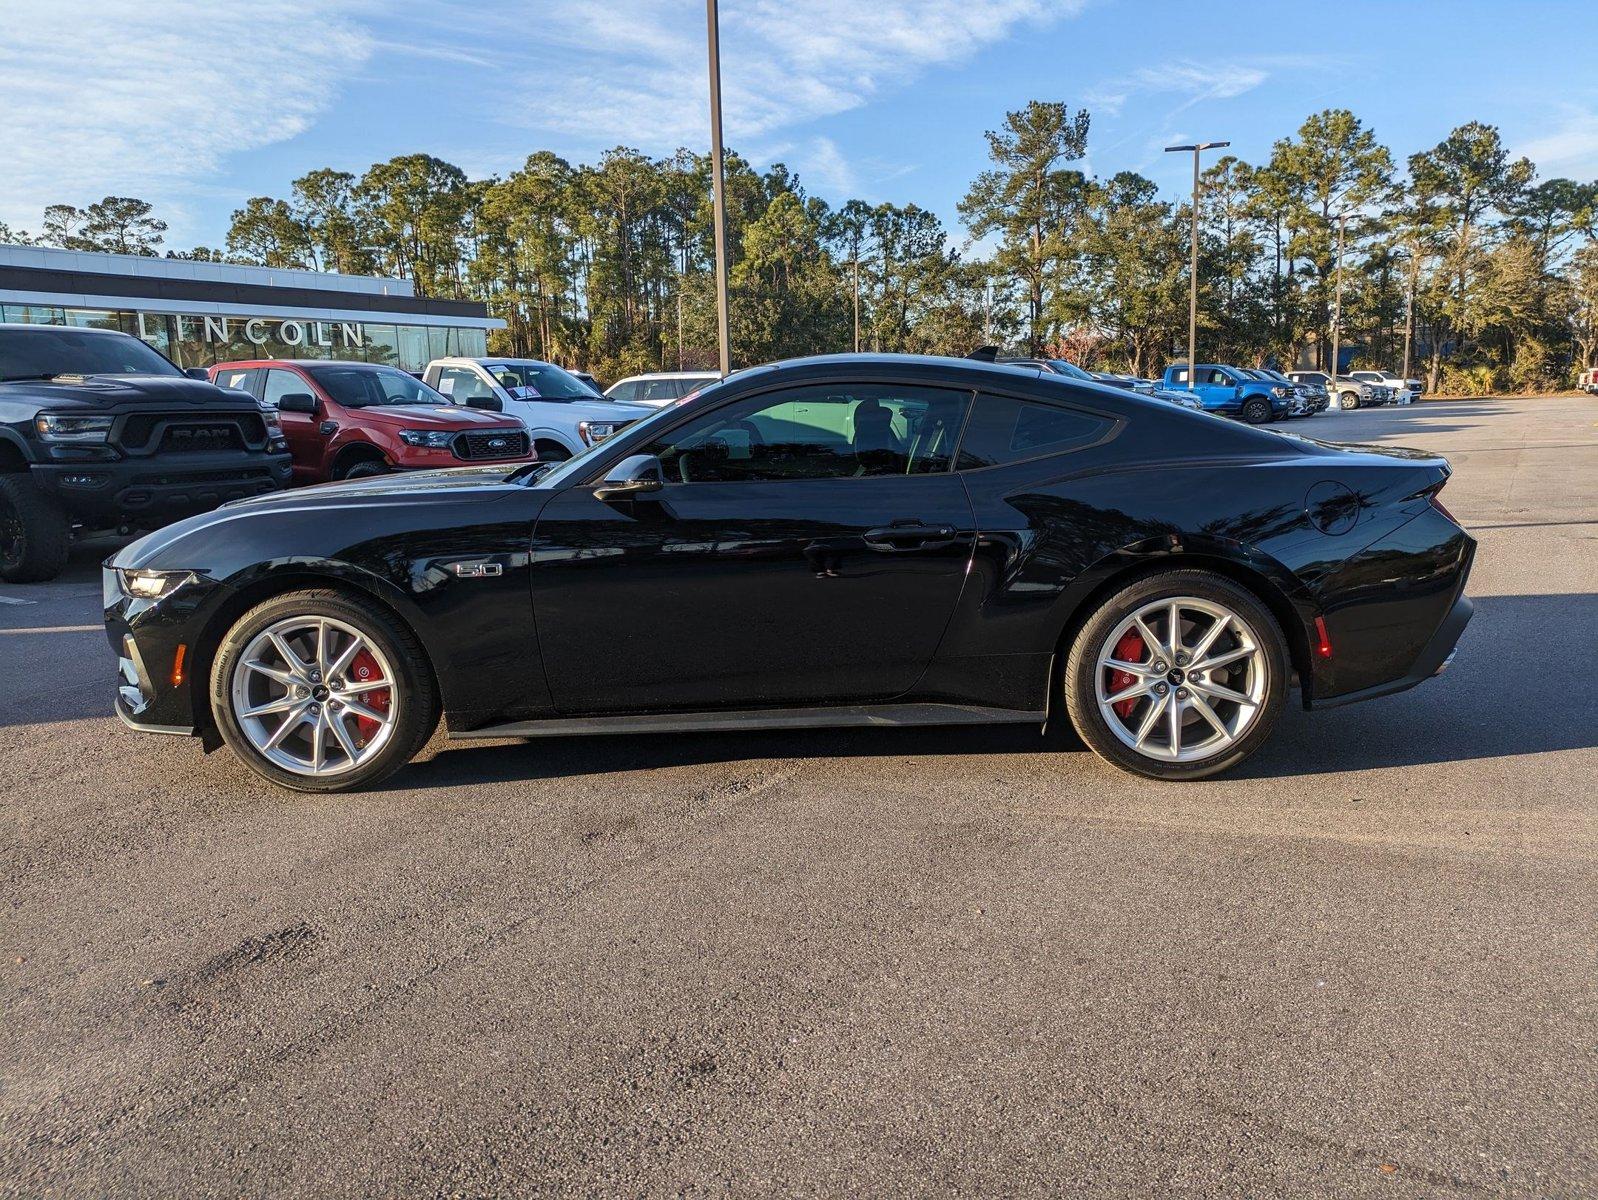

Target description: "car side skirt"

left=448, top=701, right=1048, bottom=740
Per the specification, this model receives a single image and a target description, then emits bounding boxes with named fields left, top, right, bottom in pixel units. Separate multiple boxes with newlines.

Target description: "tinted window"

left=607, top=380, right=640, bottom=402
left=957, top=394, right=1111, bottom=470
left=1206, top=369, right=1232, bottom=385
left=0, top=328, right=181, bottom=380
left=645, top=383, right=971, bottom=483
left=1169, top=367, right=1191, bottom=385
left=262, top=368, right=309, bottom=408
left=214, top=367, right=259, bottom=396
left=642, top=378, right=688, bottom=403
left=305, top=365, right=447, bottom=407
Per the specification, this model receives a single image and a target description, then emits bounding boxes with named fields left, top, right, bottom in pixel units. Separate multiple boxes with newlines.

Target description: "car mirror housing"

left=185, top=367, right=211, bottom=381
left=467, top=393, right=503, bottom=412
left=277, top=393, right=318, bottom=414
left=593, top=454, right=664, bottom=502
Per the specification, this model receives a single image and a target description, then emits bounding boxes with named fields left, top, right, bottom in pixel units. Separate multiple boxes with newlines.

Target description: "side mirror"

left=277, top=392, right=318, bottom=414
left=467, top=393, right=503, bottom=412
left=593, top=454, right=664, bottom=502
left=185, top=367, right=211, bottom=381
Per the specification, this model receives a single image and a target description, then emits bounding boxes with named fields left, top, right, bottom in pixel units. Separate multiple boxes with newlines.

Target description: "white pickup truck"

left=424, top=357, right=653, bottom=461
left=1350, top=370, right=1423, bottom=405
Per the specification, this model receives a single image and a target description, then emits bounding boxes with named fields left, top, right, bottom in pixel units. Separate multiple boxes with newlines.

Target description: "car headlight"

left=1271, top=386, right=1291, bottom=397
left=259, top=405, right=283, bottom=436
left=1360, top=385, right=1373, bottom=397
left=35, top=413, right=113, bottom=443
left=399, top=429, right=457, bottom=449
left=579, top=421, right=618, bottom=445
left=118, top=568, right=195, bottom=600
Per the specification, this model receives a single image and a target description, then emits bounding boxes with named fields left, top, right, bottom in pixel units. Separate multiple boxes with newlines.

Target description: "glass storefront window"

left=3, top=305, right=66, bottom=324
left=20, top=306, right=488, bottom=373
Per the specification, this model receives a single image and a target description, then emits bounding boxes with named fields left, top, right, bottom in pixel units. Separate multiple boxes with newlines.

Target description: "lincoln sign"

left=193, top=317, right=366, bottom=349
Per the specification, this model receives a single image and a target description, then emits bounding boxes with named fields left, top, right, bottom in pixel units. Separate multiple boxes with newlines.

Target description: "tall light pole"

left=705, top=0, right=731, bottom=376
left=1165, top=141, right=1229, bottom=388
left=1330, top=207, right=1351, bottom=389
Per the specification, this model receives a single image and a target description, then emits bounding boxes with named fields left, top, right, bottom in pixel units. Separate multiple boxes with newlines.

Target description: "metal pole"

left=1188, top=147, right=1199, bottom=388
left=852, top=253, right=860, bottom=353
left=706, top=0, right=731, bottom=376
left=1331, top=210, right=1346, bottom=388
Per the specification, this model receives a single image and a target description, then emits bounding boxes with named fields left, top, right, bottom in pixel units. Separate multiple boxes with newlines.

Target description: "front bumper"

left=36, top=450, right=293, bottom=528
left=104, top=566, right=232, bottom=736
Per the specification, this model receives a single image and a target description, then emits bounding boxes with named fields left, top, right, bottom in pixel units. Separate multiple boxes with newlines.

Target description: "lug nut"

left=1154, top=683, right=1168, bottom=696
left=1176, top=688, right=1190, bottom=700
left=294, top=686, right=308, bottom=698
left=1175, top=652, right=1189, bottom=666
left=1152, top=660, right=1168, bottom=673
left=308, top=703, right=321, bottom=715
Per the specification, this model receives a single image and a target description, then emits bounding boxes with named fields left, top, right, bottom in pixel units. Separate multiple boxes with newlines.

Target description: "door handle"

left=862, top=524, right=958, bottom=552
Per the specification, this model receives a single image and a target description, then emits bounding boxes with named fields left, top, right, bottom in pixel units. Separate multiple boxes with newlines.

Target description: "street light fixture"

left=1165, top=140, right=1230, bottom=389
left=705, top=0, right=732, bottom=376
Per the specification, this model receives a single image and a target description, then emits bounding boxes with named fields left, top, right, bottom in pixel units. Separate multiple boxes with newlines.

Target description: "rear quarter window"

left=957, top=393, right=1114, bottom=470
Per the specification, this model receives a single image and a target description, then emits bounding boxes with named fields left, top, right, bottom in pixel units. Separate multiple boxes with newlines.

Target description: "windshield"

left=1047, top=359, right=1097, bottom=382
left=488, top=362, right=599, bottom=401
left=0, top=327, right=182, bottom=381
left=305, top=364, right=448, bottom=407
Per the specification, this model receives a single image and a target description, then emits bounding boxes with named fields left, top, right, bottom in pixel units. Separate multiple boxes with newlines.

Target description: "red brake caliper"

left=1108, top=629, right=1146, bottom=718
left=348, top=650, right=390, bottom=746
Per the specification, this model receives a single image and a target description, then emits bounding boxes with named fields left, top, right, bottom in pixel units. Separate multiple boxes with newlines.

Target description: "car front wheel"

left=1340, top=391, right=1360, bottom=411
left=209, top=589, right=439, bottom=792
left=1063, top=571, right=1288, bottom=781
left=1242, top=397, right=1271, bottom=424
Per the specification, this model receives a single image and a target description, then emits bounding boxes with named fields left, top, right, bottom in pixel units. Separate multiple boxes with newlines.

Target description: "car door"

left=262, top=366, right=324, bottom=484
left=529, top=380, right=977, bottom=714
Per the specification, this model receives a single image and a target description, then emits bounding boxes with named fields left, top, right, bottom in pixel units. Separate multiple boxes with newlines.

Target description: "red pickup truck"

left=210, top=359, right=534, bottom=483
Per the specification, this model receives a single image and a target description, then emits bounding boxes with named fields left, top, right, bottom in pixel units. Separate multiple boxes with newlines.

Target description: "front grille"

left=118, top=412, right=267, bottom=452
left=160, top=423, right=243, bottom=453
left=453, top=429, right=530, bottom=460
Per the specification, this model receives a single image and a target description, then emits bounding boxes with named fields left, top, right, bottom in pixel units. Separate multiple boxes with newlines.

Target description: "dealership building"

left=0, top=244, right=503, bottom=373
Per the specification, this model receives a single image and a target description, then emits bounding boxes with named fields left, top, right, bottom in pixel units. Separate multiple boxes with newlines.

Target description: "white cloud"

left=1516, top=109, right=1598, bottom=180
left=1087, top=62, right=1270, bottom=118
left=501, top=0, right=1078, bottom=148
left=0, top=0, right=372, bottom=240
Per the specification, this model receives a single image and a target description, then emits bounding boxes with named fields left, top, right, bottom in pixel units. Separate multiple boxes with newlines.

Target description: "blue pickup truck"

left=1160, top=363, right=1292, bottom=424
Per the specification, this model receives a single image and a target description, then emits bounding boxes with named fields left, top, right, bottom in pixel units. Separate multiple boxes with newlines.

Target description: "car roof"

left=212, top=358, right=393, bottom=369
left=612, top=370, right=721, bottom=381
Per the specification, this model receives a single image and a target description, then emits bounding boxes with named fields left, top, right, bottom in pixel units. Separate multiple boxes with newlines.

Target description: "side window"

left=957, top=393, right=1112, bottom=470
left=1207, top=369, right=1232, bottom=386
left=643, top=383, right=972, bottom=483
left=262, top=368, right=308, bottom=409
left=608, top=380, right=639, bottom=402
left=437, top=366, right=494, bottom=401
left=642, top=379, right=684, bottom=403
left=214, top=367, right=258, bottom=395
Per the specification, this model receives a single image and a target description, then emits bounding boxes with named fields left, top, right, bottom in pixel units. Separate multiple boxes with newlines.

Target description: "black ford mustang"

left=105, top=354, right=1474, bottom=792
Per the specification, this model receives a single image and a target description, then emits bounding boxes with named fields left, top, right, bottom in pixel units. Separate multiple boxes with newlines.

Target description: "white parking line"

left=0, top=624, right=101, bottom=634
left=0, top=595, right=38, bottom=606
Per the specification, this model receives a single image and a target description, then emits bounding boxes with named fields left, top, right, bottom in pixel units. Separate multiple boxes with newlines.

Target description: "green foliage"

left=12, top=104, right=1596, bottom=393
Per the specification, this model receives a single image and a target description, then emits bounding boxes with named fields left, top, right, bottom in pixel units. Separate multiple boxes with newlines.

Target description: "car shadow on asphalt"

left=396, top=592, right=1596, bottom=790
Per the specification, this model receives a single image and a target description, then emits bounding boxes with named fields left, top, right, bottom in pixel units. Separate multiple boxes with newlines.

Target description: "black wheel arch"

left=329, top=441, right=390, bottom=478
left=1047, top=538, right=1317, bottom=717
left=186, top=564, right=442, bottom=743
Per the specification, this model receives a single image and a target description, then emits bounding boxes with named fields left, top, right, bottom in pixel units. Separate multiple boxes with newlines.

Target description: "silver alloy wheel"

left=1093, top=596, right=1268, bottom=763
left=229, top=615, right=399, bottom=777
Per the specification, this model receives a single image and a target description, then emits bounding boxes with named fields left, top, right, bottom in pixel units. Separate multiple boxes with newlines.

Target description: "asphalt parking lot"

left=3, top=395, right=1595, bottom=1197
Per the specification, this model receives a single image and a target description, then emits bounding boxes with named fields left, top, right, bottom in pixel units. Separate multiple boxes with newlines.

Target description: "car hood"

left=0, top=374, right=256, bottom=412
left=509, top=396, right=653, bottom=420
left=352, top=404, right=519, bottom=430
left=110, top=465, right=534, bottom=570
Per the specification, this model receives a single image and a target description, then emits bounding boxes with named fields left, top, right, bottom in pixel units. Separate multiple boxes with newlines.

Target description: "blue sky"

left=4, top=0, right=1597, bottom=251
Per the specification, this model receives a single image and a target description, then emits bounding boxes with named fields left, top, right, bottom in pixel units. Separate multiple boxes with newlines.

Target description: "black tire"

left=1062, top=570, right=1289, bottom=781
left=0, top=473, right=72, bottom=584
left=1339, top=390, right=1360, bottom=411
left=534, top=439, right=571, bottom=462
left=1242, top=397, right=1271, bottom=424
left=209, top=588, right=439, bottom=793
left=340, top=459, right=389, bottom=480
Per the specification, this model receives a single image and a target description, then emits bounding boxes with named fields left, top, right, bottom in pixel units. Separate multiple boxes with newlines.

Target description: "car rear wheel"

left=0, top=474, right=71, bottom=584
left=1340, top=390, right=1360, bottom=411
left=210, top=589, right=438, bottom=792
left=1242, top=397, right=1271, bottom=424
left=1063, top=571, right=1288, bottom=781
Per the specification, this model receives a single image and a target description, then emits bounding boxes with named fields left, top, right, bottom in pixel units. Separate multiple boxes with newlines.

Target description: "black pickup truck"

left=0, top=324, right=293, bottom=582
